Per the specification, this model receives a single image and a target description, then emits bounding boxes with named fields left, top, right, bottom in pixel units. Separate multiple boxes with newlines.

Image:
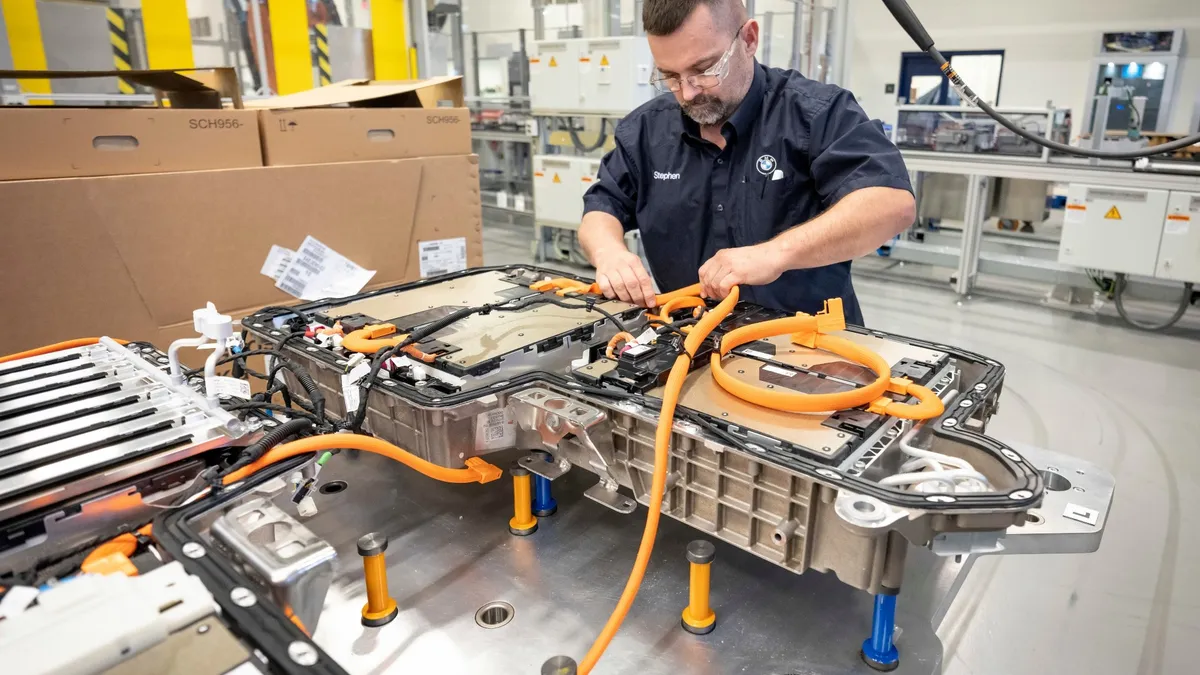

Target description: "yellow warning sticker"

left=553, top=173, right=561, bottom=183
left=549, top=56, right=558, bottom=67
left=600, top=55, right=610, bottom=67
left=1104, top=205, right=1122, bottom=220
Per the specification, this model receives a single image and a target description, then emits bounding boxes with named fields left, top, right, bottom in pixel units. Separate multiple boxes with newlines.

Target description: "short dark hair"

left=643, top=0, right=745, bottom=37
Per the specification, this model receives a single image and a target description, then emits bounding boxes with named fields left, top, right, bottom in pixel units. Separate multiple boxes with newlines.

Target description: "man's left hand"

left=698, top=244, right=785, bottom=299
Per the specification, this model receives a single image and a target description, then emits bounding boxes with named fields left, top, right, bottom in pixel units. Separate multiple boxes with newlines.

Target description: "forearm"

left=773, top=187, right=915, bottom=271
left=578, top=211, right=630, bottom=264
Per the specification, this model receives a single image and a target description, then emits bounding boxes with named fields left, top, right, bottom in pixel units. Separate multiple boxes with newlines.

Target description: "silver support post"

left=450, top=11, right=466, bottom=78
left=1088, top=94, right=1111, bottom=166
left=954, top=175, right=988, bottom=297
left=605, top=0, right=621, bottom=36
left=828, top=0, right=849, bottom=86
left=408, top=0, right=431, bottom=77
left=471, top=32, right=481, bottom=97
left=790, top=0, right=807, bottom=73
left=745, top=0, right=755, bottom=16
left=533, top=0, right=546, bottom=41
left=248, top=0, right=272, bottom=95
left=634, top=0, right=644, bottom=36
left=762, top=12, right=773, bottom=67
left=518, top=28, right=530, bottom=96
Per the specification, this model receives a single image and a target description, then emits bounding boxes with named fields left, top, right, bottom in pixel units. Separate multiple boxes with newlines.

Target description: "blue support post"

left=531, top=451, right=557, bottom=517
left=861, top=593, right=899, bottom=671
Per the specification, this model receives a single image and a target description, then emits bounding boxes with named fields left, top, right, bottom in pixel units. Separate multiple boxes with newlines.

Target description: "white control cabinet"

left=529, top=40, right=581, bottom=112
left=530, top=37, right=655, bottom=114
left=533, top=155, right=585, bottom=225
left=1058, top=184, right=1169, bottom=276
left=1155, top=191, right=1200, bottom=284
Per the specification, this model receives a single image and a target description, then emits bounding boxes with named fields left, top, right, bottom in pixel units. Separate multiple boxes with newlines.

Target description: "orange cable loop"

left=604, top=331, right=637, bottom=359
left=342, top=323, right=437, bottom=362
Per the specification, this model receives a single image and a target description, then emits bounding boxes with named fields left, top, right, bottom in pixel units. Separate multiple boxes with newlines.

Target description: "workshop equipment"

left=358, top=532, right=399, bottom=627
left=509, top=463, right=539, bottom=536
left=680, top=540, right=717, bottom=635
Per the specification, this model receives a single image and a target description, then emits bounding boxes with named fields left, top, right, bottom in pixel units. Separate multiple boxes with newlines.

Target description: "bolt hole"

left=853, top=500, right=877, bottom=514
left=1040, top=470, right=1072, bottom=492
left=319, top=480, right=348, bottom=495
left=772, top=532, right=785, bottom=544
left=1025, top=511, right=1045, bottom=526
left=475, top=601, right=515, bottom=629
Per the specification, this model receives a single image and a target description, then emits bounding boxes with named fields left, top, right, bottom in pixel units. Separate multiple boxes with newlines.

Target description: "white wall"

left=845, top=0, right=1200, bottom=135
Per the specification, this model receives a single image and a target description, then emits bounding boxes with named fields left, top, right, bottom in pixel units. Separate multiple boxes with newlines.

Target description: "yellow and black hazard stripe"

left=106, top=7, right=135, bottom=94
left=314, top=23, right=332, bottom=86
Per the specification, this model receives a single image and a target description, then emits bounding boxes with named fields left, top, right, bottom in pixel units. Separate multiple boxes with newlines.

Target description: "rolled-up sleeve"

left=808, top=90, right=913, bottom=209
left=583, top=127, right=639, bottom=232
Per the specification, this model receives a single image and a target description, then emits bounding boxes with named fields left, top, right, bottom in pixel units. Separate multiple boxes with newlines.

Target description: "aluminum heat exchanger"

left=243, top=266, right=1043, bottom=592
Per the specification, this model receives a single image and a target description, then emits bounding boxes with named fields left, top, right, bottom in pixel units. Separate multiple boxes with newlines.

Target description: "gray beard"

left=682, top=94, right=736, bottom=126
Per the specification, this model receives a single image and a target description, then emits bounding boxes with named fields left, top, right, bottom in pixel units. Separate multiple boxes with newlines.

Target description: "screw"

left=230, top=587, right=257, bottom=607
left=383, top=380, right=396, bottom=386
left=974, top=383, right=987, bottom=391
left=943, top=418, right=958, bottom=427
left=1047, top=466, right=1060, bottom=473
left=181, top=542, right=205, bottom=559
left=1010, top=490, right=1033, bottom=500
left=837, top=433, right=846, bottom=438
left=1073, top=486, right=1086, bottom=493
left=959, top=399, right=973, bottom=407
left=721, top=412, right=728, bottom=417
left=288, top=641, right=319, bottom=666
left=854, top=461, right=865, bottom=469
left=197, top=624, right=210, bottom=634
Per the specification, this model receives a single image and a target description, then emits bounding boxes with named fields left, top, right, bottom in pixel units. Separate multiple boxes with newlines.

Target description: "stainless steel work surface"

left=253, top=451, right=945, bottom=674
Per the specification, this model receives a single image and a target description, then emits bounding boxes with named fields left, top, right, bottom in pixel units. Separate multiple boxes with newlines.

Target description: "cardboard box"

left=252, top=76, right=471, bottom=166
left=0, top=156, right=484, bottom=357
left=0, top=68, right=261, bottom=181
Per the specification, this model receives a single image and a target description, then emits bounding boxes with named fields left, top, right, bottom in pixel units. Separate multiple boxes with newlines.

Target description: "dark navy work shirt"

left=582, top=62, right=912, bottom=325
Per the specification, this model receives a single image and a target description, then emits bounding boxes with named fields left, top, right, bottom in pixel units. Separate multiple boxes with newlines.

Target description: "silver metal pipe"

left=248, top=0, right=271, bottom=95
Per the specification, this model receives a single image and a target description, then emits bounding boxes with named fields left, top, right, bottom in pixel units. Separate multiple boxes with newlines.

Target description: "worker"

left=578, top=0, right=916, bottom=324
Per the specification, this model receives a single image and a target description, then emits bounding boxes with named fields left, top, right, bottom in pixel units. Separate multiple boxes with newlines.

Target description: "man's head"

left=644, top=0, right=758, bottom=126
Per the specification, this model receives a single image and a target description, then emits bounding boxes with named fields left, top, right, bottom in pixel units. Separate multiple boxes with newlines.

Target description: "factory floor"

left=482, top=222, right=1200, bottom=675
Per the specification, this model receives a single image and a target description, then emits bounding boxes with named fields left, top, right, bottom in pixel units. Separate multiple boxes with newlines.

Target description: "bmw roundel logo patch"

left=756, top=154, right=777, bottom=175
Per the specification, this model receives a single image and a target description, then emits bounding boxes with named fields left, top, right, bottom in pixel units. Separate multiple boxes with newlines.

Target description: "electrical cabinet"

left=529, top=40, right=581, bottom=112
left=533, top=155, right=585, bottom=225
left=530, top=37, right=655, bottom=114
left=1058, top=184, right=1169, bottom=276
left=1155, top=191, right=1200, bottom=284
left=579, top=158, right=602, bottom=204
left=577, top=37, right=656, bottom=114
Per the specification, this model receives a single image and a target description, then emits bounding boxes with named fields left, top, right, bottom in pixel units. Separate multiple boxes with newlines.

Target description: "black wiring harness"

left=881, top=0, right=1200, bottom=160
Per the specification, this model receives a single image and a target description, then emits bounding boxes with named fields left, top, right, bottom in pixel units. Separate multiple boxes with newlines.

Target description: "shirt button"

left=717, top=158, right=724, bottom=165
left=716, top=204, right=724, bottom=212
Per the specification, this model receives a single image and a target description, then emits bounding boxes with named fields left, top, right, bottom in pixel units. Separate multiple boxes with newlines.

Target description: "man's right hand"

left=594, top=249, right=657, bottom=308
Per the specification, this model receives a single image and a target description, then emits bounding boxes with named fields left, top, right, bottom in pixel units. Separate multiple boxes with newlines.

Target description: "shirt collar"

left=679, top=60, right=766, bottom=143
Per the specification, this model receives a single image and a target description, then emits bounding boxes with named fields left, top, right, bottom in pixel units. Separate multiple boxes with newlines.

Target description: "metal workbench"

left=895, top=153, right=1200, bottom=297
left=239, top=441, right=1111, bottom=674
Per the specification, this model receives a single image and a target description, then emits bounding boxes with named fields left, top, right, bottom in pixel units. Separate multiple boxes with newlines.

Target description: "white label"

left=636, top=64, right=651, bottom=85
left=496, top=190, right=509, bottom=209
left=1064, top=207, right=1086, bottom=225
left=623, top=344, right=651, bottom=356
left=514, top=194, right=527, bottom=212
left=579, top=58, right=593, bottom=75
left=260, top=245, right=296, bottom=282
left=741, top=349, right=775, bottom=361
left=1063, top=502, right=1099, bottom=526
left=276, top=236, right=376, bottom=301
left=340, top=362, right=372, bottom=412
left=762, top=365, right=796, bottom=377
left=419, top=237, right=468, bottom=278
left=635, top=328, right=657, bottom=345
left=475, top=408, right=516, bottom=450
left=1164, top=219, right=1190, bottom=235
left=207, top=376, right=251, bottom=399
left=0, top=585, right=39, bottom=619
